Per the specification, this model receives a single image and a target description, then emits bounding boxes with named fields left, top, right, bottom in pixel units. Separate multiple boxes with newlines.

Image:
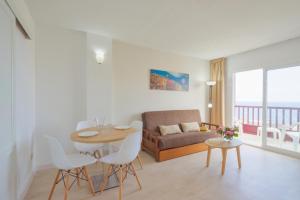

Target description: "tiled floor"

left=26, top=145, right=300, bottom=200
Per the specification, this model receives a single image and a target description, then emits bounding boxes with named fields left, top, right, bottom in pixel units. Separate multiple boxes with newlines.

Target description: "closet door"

left=0, top=1, right=13, bottom=149
left=0, top=2, right=15, bottom=200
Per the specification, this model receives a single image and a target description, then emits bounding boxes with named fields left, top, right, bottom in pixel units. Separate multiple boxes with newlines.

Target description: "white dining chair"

left=73, top=120, right=105, bottom=158
left=99, top=131, right=142, bottom=200
left=110, top=120, right=144, bottom=168
left=45, top=135, right=96, bottom=200
left=130, top=120, right=143, bottom=169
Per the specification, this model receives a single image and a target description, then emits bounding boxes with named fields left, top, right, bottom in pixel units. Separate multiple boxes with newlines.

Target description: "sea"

left=234, top=101, right=300, bottom=127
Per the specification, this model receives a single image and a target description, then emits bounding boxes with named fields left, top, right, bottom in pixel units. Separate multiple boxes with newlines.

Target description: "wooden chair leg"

left=130, top=163, right=142, bottom=190
left=137, top=153, right=143, bottom=169
left=48, top=170, right=61, bottom=200
left=100, top=165, right=113, bottom=193
left=75, top=168, right=80, bottom=188
left=64, top=171, right=69, bottom=200
left=119, top=165, right=123, bottom=200
left=83, top=166, right=95, bottom=196
left=122, top=165, right=128, bottom=183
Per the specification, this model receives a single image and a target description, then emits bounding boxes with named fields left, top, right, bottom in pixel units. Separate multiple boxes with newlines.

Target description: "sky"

left=235, top=66, right=300, bottom=104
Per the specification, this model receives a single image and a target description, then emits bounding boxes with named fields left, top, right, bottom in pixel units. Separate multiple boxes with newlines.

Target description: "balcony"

left=234, top=105, right=300, bottom=152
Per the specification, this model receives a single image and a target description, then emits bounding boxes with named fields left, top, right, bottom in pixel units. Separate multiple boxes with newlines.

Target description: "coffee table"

left=205, top=137, right=242, bottom=175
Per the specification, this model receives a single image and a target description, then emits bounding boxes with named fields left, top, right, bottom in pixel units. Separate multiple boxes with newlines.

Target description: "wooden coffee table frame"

left=205, top=138, right=242, bottom=175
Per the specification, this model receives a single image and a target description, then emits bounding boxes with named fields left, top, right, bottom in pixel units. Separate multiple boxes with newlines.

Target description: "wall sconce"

left=206, top=81, right=216, bottom=86
left=95, top=51, right=104, bottom=64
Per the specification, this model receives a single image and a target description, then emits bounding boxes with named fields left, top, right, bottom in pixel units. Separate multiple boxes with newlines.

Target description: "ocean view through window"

left=234, top=66, right=300, bottom=153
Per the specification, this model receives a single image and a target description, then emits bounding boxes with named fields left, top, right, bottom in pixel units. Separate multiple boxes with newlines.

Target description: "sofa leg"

left=155, top=151, right=160, bottom=162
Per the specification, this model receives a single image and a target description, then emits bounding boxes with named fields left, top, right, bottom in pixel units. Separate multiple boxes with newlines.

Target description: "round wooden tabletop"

left=205, top=137, right=242, bottom=149
left=70, top=126, right=136, bottom=144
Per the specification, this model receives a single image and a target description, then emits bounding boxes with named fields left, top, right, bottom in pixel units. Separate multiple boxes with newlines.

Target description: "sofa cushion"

left=181, top=122, right=200, bottom=132
left=157, top=131, right=218, bottom=150
left=159, top=124, right=182, bottom=136
left=142, top=110, right=202, bottom=131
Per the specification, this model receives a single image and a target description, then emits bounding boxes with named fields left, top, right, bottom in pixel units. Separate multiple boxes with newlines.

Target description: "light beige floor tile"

left=25, top=146, right=300, bottom=200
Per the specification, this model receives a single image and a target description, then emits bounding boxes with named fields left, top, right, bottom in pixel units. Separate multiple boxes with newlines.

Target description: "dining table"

left=70, top=126, right=136, bottom=192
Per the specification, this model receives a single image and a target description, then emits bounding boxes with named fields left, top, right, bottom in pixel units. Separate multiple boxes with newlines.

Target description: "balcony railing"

left=234, top=105, right=300, bottom=131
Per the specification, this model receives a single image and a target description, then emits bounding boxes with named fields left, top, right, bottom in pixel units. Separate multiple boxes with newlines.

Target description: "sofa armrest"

left=143, top=129, right=159, bottom=145
left=201, top=122, right=220, bottom=130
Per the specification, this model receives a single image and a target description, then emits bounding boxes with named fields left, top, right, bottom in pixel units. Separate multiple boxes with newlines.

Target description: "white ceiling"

left=26, top=0, right=300, bottom=59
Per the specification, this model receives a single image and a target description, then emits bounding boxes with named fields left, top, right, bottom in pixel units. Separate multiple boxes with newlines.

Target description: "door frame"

left=263, top=64, right=300, bottom=157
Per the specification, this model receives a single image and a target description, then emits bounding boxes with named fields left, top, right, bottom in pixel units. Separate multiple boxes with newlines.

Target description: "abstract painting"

left=150, top=69, right=189, bottom=91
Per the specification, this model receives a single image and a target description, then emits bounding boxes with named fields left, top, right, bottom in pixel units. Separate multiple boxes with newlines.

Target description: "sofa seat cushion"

left=157, top=131, right=218, bottom=150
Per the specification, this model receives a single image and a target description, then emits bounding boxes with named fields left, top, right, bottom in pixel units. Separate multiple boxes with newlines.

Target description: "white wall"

left=86, top=33, right=113, bottom=123
left=14, top=19, right=36, bottom=199
left=226, top=37, right=300, bottom=126
left=112, top=41, right=210, bottom=124
left=34, top=26, right=210, bottom=168
left=34, top=27, right=114, bottom=168
left=35, top=25, right=87, bottom=168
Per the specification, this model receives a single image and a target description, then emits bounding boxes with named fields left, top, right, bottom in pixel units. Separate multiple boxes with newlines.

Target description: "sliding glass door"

left=234, top=69, right=263, bottom=146
left=266, top=66, right=300, bottom=153
left=233, top=66, right=300, bottom=155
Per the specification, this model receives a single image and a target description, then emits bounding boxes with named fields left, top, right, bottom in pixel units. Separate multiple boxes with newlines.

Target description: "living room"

left=1, top=0, right=300, bottom=200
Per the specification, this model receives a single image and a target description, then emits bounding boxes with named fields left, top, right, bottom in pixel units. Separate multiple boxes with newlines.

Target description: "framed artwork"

left=150, top=69, right=189, bottom=91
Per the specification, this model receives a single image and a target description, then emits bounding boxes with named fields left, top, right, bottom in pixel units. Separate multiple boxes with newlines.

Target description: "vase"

left=223, top=136, right=232, bottom=142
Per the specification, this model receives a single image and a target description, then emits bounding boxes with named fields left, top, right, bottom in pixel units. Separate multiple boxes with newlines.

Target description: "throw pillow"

left=159, top=124, right=182, bottom=136
left=181, top=122, right=200, bottom=132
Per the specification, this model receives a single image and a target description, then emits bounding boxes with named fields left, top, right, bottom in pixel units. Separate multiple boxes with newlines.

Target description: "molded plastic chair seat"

left=45, top=135, right=96, bottom=199
left=110, top=120, right=144, bottom=168
left=100, top=152, right=131, bottom=165
left=99, top=132, right=142, bottom=200
left=74, top=120, right=105, bottom=158
left=66, top=154, right=96, bottom=169
left=73, top=142, right=103, bottom=153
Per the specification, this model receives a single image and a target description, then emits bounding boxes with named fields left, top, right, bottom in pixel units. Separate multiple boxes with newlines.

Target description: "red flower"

left=225, top=130, right=234, bottom=136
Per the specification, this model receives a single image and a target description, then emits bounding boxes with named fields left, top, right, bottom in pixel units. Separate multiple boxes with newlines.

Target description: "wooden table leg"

left=100, top=165, right=113, bottom=193
left=221, top=149, right=227, bottom=176
left=236, top=146, right=241, bottom=169
left=206, top=146, right=211, bottom=167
